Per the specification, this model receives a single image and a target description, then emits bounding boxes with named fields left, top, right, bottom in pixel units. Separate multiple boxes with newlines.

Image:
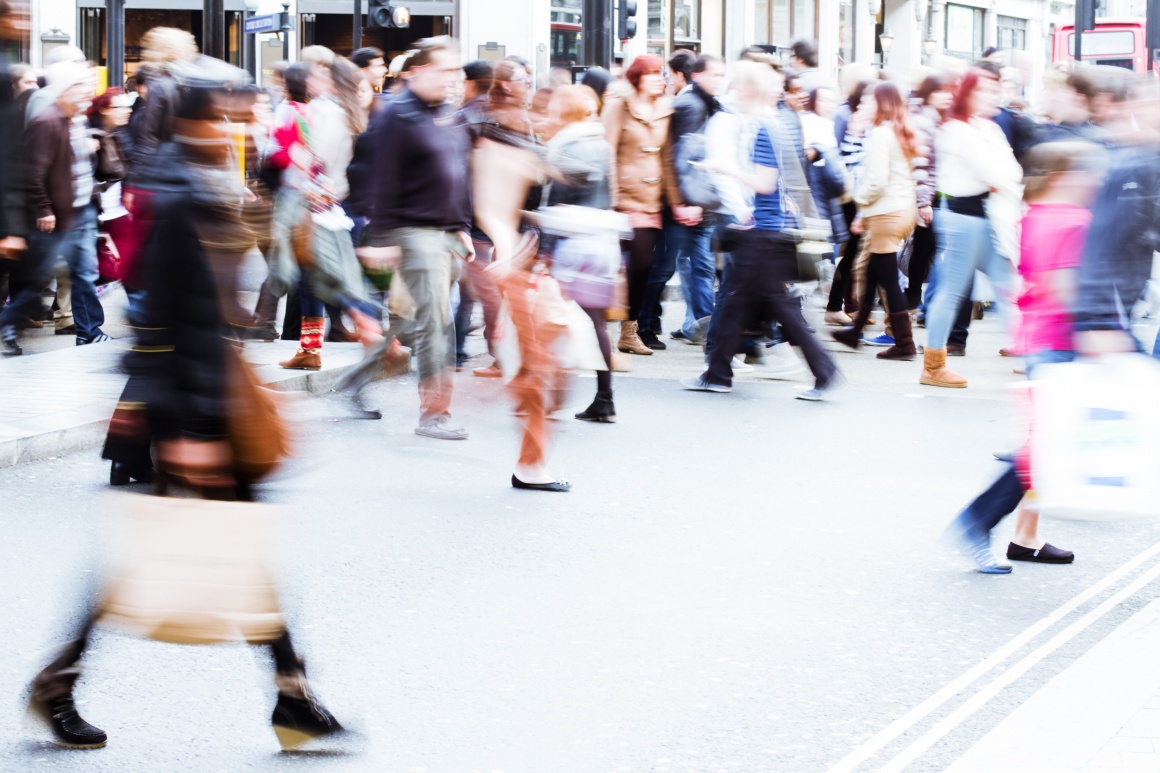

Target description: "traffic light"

left=617, top=0, right=638, bottom=41
left=368, top=0, right=410, bottom=29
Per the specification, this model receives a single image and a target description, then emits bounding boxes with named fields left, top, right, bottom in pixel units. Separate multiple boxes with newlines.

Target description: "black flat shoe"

left=511, top=474, right=571, bottom=492
left=27, top=690, right=107, bottom=749
left=1007, top=542, right=1075, bottom=564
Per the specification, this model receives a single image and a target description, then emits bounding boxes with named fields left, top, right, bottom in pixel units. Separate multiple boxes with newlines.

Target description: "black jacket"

left=367, top=87, right=472, bottom=243
left=1074, top=144, right=1160, bottom=332
left=669, top=83, right=720, bottom=146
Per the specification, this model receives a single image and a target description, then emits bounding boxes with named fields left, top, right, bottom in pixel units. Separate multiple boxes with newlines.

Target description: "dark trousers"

left=624, top=226, right=661, bottom=322
left=956, top=463, right=1026, bottom=537
left=906, top=224, right=937, bottom=310
left=859, top=252, right=907, bottom=324
left=0, top=241, right=54, bottom=332
left=826, top=201, right=861, bottom=313
left=706, top=229, right=837, bottom=388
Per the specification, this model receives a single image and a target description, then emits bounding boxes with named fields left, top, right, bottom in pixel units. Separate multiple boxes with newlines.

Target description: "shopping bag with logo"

left=1030, top=354, right=1160, bottom=521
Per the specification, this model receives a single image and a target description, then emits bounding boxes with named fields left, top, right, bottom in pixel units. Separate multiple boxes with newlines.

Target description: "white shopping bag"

left=556, top=300, right=609, bottom=373
left=1030, top=355, right=1160, bottom=521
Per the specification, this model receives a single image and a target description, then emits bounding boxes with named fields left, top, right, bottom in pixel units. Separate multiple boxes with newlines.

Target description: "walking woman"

left=541, top=85, right=620, bottom=423
left=603, top=55, right=696, bottom=356
left=831, top=81, right=919, bottom=360
left=921, top=68, right=1023, bottom=388
left=274, top=60, right=380, bottom=372
left=824, top=80, right=876, bottom=326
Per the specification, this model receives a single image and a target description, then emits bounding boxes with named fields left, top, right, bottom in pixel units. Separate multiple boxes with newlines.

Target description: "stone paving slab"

left=947, top=598, right=1160, bottom=773
left=0, top=339, right=366, bottom=468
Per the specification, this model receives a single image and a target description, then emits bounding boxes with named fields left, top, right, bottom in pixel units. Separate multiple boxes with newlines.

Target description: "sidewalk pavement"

left=947, top=598, right=1160, bottom=773
left=0, top=339, right=366, bottom=468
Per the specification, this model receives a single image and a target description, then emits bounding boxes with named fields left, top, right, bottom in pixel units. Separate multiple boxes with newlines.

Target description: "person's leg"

left=701, top=233, right=761, bottom=387
left=1, top=230, right=60, bottom=353
left=398, top=229, right=457, bottom=427
left=678, top=222, right=716, bottom=338
left=54, top=269, right=73, bottom=332
left=827, top=201, right=860, bottom=314
left=575, top=306, right=615, bottom=422
left=639, top=219, right=680, bottom=337
left=872, top=252, right=917, bottom=360
left=468, top=240, right=501, bottom=355
left=948, top=288, right=973, bottom=351
left=906, top=224, right=937, bottom=310
left=949, top=463, right=1026, bottom=572
left=981, top=239, right=1019, bottom=341
left=29, top=606, right=106, bottom=748
left=268, top=629, right=344, bottom=748
left=619, top=227, right=658, bottom=354
left=64, top=207, right=105, bottom=342
left=454, top=268, right=475, bottom=365
left=280, top=279, right=325, bottom=369
left=925, top=212, right=988, bottom=350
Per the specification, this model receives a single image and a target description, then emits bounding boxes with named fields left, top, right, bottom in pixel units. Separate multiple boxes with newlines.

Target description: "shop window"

left=945, top=3, right=984, bottom=60
left=997, top=15, right=1028, bottom=51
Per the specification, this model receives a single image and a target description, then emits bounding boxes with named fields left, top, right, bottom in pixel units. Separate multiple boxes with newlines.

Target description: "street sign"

left=244, top=13, right=279, bottom=34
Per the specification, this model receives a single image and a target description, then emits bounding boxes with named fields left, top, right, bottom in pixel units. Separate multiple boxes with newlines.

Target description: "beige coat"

left=855, top=123, right=917, bottom=219
left=602, top=93, right=682, bottom=215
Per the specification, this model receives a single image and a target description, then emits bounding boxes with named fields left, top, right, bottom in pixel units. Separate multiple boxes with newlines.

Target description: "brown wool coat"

left=602, top=93, right=682, bottom=215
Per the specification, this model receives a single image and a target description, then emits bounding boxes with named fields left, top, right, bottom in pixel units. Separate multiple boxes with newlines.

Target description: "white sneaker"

left=415, top=417, right=469, bottom=440
left=732, top=355, right=755, bottom=373
left=758, top=353, right=807, bottom=380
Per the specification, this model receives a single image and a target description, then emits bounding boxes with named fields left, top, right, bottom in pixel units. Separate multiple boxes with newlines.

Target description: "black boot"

left=271, top=673, right=344, bottom=750
left=27, top=670, right=107, bottom=749
left=638, top=329, right=667, bottom=350
left=575, top=391, right=616, bottom=423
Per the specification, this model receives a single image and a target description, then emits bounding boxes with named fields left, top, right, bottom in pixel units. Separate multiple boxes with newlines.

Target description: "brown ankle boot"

left=280, top=348, right=322, bottom=370
left=617, top=320, right=653, bottom=355
left=878, top=312, right=917, bottom=360
left=920, top=347, right=967, bottom=387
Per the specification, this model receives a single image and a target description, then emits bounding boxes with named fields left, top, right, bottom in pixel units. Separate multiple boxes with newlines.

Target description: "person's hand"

left=36, top=215, right=56, bottom=233
left=0, top=235, right=26, bottom=257
left=674, top=204, right=703, bottom=226
left=356, top=245, right=402, bottom=271
left=805, top=147, right=820, bottom=162
left=849, top=216, right=864, bottom=235
left=122, top=189, right=135, bottom=213
left=87, top=138, right=101, bottom=155
left=918, top=206, right=933, bottom=227
left=1075, top=330, right=1138, bottom=357
left=157, top=438, right=233, bottom=487
left=455, top=230, right=476, bottom=262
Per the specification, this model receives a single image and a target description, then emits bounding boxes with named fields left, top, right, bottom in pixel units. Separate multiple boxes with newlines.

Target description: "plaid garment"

left=70, top=115, right=94, bottom=209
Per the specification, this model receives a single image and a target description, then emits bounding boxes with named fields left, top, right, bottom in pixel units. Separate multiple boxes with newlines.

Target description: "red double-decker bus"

left=1052, top=18, right=1147, bottom=73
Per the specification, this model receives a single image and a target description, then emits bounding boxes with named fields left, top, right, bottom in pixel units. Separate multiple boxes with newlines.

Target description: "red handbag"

left=97, top=232, right=122, bottom=283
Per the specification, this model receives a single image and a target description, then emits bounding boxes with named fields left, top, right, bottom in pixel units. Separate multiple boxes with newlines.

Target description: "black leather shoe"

left=575, top=391, right=616, bottom=423
left=1007, top=542, right=1074, bottom=564
left=639, top=329, right=667, bottom=350
left=110, top=462, right=153, bottom=486
left=511, top=474, right=571, bottom=492
left=28, top=692, right=107, bottom=749
left=271, top=691, right=344, bottom=750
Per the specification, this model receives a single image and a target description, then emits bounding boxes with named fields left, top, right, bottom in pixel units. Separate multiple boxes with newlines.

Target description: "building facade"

left=25, top=0, right=1094, bottom=92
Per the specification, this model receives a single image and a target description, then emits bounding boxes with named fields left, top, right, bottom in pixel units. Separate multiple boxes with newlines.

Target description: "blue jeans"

left=926, top=208, right=1015, bottom=350
left=1025, top=349, right=1075, bottom=378
left=674, top=220, right=716, bottom=337
left=954, top=463, right=1026, bottom=539
left=27, top=205, right=104, bottom=340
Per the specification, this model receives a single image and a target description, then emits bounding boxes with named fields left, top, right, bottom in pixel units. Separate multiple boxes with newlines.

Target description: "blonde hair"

left=140, top=27, right=198, bottom=68
left=1022, top=140, right=1106, bottom=201
left=549, top=84, right=597, bottom=125
left=299, top=45, right=336, bottom=68
left=728, top=59, right=782, bottom=103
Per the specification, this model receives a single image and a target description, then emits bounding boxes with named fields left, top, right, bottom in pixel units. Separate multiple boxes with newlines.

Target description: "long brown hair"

left=330, top=57, right=368, bottom=134
left=872, top=81, right=919, bottom=161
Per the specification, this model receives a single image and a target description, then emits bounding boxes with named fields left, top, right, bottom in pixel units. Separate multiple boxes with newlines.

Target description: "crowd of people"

left=5, top=13, right=1160, bottom=750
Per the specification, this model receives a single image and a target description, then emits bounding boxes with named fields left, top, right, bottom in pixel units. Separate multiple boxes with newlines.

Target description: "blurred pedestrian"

left=541, top=84, right=619, bottom=423
left=604, top=54, right=697, bottom=356
left=681, top=61, right=839, bottom=400
left=831, top=81, right=919, bottom=361
left=362, top=37, right=474, bottom=440
left=34, top=58, right=345, bottom=752
left=921, top=68, right=1022, bottom=388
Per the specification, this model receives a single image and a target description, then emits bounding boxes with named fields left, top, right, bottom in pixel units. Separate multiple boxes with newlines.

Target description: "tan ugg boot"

left=617, top=320, right=653, bottom=355
left=920, top=347, right=967, bottom=388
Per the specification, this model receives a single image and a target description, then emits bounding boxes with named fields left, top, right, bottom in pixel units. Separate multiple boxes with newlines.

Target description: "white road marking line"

left=879, top=557, right=1160, bottom=772
left=826, top=539, right=1160, bottom=773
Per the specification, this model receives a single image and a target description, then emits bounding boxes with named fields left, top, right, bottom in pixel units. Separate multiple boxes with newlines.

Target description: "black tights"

left=855, top=252, right=907, bottom=331
left=624, top=227, right=659, bottom=321
left=584, top=307, right=612, bottom=393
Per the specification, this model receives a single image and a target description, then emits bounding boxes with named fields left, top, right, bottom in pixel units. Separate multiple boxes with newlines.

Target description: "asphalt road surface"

left=4, top=301, right=1160, bottom=772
